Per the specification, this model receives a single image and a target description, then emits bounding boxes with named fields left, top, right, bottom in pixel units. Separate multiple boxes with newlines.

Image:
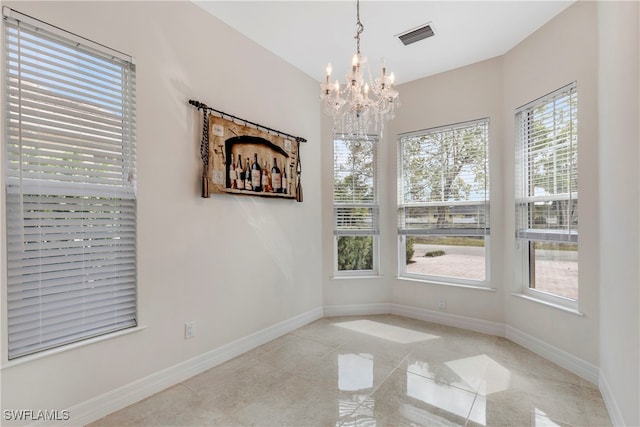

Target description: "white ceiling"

left=194, top=1, right=574, bottom=85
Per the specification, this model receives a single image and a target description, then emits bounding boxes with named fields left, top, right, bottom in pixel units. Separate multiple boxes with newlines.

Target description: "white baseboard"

left=64, top=307, right=323, bottom=427
left=323, top=303, right=392, bottom=317
left=598, top=370, right=625, bottom=427
left=505, top=325, right=599, bottom=385
left=391, top=303, right=506, bottom=337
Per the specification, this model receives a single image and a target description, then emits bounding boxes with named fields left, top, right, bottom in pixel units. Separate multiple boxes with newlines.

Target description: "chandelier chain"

left=354, top=0, right=363, bottom=55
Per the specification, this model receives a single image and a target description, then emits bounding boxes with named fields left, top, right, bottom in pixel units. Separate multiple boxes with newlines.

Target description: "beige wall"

left=0, top=0, right=323, bottom=419
left=387, top=56, right=506, bottom=323
left=597, top=2, right=640, bottom=425
left=501, top=1, right=600, bottom=365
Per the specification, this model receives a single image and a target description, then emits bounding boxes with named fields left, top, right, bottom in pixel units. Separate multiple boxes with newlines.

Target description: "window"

left=515, top=83, right=578, bottom=307
left=398, top=119, right=489, bottom=285
left=333, top=136, right=378, bottom=275
left=4, top=8, right=137, bottom=359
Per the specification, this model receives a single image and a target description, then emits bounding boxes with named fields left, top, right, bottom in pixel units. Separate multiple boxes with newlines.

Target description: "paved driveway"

left=406, top=244, right=578, bottom=300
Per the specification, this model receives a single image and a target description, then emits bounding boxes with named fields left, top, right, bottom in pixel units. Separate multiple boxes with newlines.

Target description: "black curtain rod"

left=188, top=99, right=307, bottom=143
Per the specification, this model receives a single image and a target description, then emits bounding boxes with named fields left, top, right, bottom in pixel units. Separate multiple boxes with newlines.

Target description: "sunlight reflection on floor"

left=534, top=408, right=564, bottom=426
left=338, top=353, right=374, bottom=391
left=446, top=354, right=512, bottom=395
left=333, top=320, right=439, bottom=344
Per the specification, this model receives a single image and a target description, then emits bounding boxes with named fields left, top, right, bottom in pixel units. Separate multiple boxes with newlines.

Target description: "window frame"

left=3, top=8, right=138, bottom=359
left=397, top=118, right=490, bottom=287
left=332, top=135, right=379, bottom=277
left=515, top=82, right=578, bottom=310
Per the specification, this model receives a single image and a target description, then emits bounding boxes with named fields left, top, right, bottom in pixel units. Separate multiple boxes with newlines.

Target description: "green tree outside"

left=337, top=236, right=373, bottom=270
left=400, top=122, right=488, bottom=229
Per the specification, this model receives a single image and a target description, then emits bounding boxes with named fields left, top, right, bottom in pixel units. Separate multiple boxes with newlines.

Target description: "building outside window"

left=398, top=119, right=490, bottom=286
left=515, top=82, right=578, bottom=308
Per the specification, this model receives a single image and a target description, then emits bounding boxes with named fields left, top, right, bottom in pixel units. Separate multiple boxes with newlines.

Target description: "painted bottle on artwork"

left=244, top=157, right=252, bottom=190
left=271, top=157, right=282, bottom=193
left=289, top=164, right=294, bottom=195
left=236, top=154, right=244, bottom=190
left=262, top=160, right=270, bottom=192
left=282, top=161, right=288, bottom=195
left=251, top=153, right=262, bottom=192
left=229, top=157, right=237, bottom=189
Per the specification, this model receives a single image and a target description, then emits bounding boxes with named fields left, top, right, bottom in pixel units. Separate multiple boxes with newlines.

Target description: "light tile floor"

left=89, top=315, right=612, bottom=427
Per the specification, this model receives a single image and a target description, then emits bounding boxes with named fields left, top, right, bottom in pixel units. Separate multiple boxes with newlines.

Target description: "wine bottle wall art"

left=206, top=115, right=299, bottom=199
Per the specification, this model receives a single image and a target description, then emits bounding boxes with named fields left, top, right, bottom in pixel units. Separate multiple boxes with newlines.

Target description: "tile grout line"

left=464, top=392, right=480, bottom=427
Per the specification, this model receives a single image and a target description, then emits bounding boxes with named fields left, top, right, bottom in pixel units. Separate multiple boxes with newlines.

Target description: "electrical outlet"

left=185, top=321, right=195, bottom=339
left=438, top=297, right=446, bottom=310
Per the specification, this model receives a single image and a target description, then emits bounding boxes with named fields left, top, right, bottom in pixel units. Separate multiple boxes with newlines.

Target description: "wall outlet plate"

left=185, top=321, right=195, bottom=339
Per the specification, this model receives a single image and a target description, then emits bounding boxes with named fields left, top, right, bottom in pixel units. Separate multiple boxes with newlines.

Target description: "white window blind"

left=398, top=119, right=489, bottom=236
left=333, top=137, right=378, bottom=236
left=515, top=83, right=577, bottom=243
left=4, top=8, right=137, bottom=359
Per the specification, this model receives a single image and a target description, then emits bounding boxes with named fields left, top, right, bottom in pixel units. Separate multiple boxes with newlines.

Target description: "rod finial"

left=189, top=99, right=206, bottom=110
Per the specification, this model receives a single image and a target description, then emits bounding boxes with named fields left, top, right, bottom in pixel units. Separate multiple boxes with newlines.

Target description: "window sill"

left=511, top=293, right=584, bottom=316
left=2, top=325, right=147, bottom=369
left=331, top=274, right=384, bottom=280
left=396, top=275, right=496, bottom=291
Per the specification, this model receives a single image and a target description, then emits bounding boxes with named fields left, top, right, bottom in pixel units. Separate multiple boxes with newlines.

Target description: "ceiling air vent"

left=397, top=24, right=434, bottom=46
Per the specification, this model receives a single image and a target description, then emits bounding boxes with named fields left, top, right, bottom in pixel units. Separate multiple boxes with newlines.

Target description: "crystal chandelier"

left=320, top=0, right=400, bottom=138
